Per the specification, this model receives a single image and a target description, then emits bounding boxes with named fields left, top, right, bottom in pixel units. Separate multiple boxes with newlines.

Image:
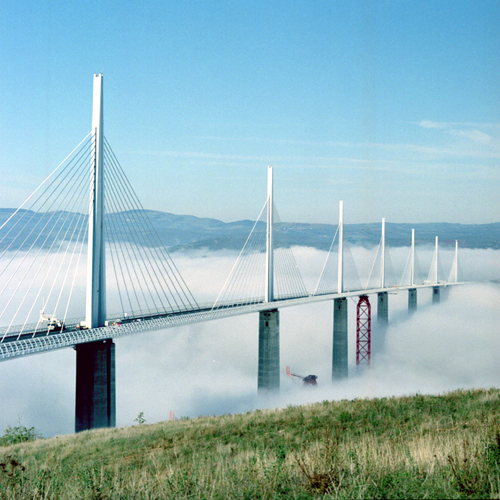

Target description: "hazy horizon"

left=2, top=206, right=500, bottom=227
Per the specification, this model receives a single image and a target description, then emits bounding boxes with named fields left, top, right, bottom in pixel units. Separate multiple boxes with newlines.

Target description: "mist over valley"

left=0, top=207, right=499, bottom=438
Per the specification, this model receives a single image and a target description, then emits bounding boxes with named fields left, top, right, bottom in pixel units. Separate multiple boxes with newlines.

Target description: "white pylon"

left=381, top=218, right=386, bottom=289
left=434, top=236, right=439, bottom=284
left=265, top=166, right=274, bottom=303
left=337, top=200, right=344, bottom=293
left=410, top=228, right=415, bottom=286
left=454, top=240, right=458, bottom=283
left=86, top=74, right=106, bottom=328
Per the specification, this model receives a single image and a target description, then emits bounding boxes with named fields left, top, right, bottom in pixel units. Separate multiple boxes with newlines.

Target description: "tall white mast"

left=454, top=239, right=458, bottom=283
left=265, top=166, right=274, bottom=302
left=86, top=74, right=106, bottom=328
left=337, top=200, right=344, bottom=293
left=410, top=228, right=415, bottom=286
left=381, top=218, right=386, bottom=289
left=434, top=236, right=439, bottom=284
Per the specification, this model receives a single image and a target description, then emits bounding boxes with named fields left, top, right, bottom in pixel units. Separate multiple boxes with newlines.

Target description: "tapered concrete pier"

left=377, top=292, right=388, bottom=324
left=75, top=339, right=116, bottom=432
left=408, top=288, right=417, bottom=313
left=371, top=291, right=389, bottom=353
left=332, top=297, right=348, bottom=380
left=258, top=309, right=280, bottom=391
left=432, top=286, right=440, bottom=303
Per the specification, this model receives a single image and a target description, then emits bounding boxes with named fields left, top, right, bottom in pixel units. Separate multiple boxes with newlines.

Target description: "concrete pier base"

left=408, top=288, right=417, bottom=313
left=75, top=339, right=116, bottom=432
left=332, top=298, right=348, bottom=380
left=258, top=309, right=280, bottom=391
left=432, top=286, right=440, bottom=304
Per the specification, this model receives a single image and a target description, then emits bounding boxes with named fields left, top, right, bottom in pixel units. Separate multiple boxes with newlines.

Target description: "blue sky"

left=1, top=0, right=499, bottom=224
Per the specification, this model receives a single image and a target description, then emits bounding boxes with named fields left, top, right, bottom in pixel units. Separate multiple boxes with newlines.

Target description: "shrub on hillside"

left=0, top=422, right=42, bottom=446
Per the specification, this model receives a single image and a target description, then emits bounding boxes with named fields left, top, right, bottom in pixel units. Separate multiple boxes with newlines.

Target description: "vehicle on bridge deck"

left=286, top=366, right=318, bottom=387
left=39, top=312, right=65, bottom=332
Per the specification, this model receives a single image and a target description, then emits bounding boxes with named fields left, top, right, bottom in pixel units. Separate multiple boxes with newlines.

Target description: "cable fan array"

left=0, top=133, right=199, bottom=342
left=313, top=226, right=362, bottom=295
left=313, top=223, right=459, bottom=294
left=400, top=244, right=424, bottom=286
left=212, top=200, right=308, bottom=310
left=103, top=138, right=198, bottom=319
left=363, top=237, right=398, bottom=290
left=0, top=134, right=93, bottom=339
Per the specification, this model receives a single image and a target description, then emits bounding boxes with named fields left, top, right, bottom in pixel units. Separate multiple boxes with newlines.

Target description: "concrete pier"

left=332, top=297, right=348, bottom=380
left=75, top=339, right=116, bottom=432
left=408, top=288, right=417, bottom=313
left=258, top=309, right=280, bottom=391
left=371, top=292, right=389, bottom=354
left=432, top=286, right=440, bottom=303
left=377, top=292, right=388, bottom=324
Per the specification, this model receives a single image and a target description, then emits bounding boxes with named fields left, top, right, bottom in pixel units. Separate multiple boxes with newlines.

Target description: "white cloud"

left=419, top=119, right=447, bottom=129
left=418, top=120, right=500, bottom=130
left=448, top=128, right=492, bottom=145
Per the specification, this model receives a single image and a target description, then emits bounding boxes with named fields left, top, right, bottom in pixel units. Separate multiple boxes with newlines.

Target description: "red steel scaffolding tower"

left=356, top=295, right=371, bottom=366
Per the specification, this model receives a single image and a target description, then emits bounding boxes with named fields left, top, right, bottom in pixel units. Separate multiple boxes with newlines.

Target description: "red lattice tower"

left=356, top=295, right=371, bottom=366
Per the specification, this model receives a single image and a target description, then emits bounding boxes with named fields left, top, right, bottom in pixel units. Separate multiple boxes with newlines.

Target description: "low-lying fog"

left=0, top=245, right=499, bottom=438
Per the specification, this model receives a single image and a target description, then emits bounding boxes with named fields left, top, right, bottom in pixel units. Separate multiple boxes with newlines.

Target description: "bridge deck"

left=0, top=282, right=465, bottom=360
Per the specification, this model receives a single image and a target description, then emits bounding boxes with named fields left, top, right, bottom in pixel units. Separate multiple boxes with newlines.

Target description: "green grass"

left=1, top=388, right=499, bottom=499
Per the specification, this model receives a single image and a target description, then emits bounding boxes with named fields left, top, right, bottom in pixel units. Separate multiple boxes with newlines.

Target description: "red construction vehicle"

left=286, top=366, right=318, bottom=387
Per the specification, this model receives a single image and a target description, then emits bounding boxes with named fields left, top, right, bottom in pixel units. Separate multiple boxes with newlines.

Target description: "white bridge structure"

left=0, top=75, right=465, bottom=431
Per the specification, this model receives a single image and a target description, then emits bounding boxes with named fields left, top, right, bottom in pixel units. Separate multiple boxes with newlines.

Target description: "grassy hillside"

left=1, top=389, right=499, bottom=499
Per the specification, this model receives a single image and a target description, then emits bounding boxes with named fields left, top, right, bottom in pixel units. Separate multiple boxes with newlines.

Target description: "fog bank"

left=0, top=246, right=498, bottom=437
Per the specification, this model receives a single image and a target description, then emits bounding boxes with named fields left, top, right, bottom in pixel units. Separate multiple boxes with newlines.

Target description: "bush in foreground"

left=0, top=422, right=42, bottom=447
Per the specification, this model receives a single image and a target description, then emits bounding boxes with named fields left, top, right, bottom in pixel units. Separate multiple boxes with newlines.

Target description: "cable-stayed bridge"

left=0, top=75, right=467, bottom=431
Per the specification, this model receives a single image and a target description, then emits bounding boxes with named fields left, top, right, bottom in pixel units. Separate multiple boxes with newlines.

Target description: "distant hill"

left=1, top=208, right=499, bottom=251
